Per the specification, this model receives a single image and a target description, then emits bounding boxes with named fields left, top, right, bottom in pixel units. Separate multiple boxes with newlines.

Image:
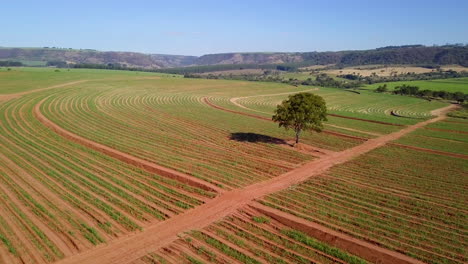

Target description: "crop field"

left=0, top=67, right=167, bottom=94
left=39, top=79, right=316, bottom=189
left=260, top=146, right=467, bottom=264
left=219, top=86, right=447, bottom=124
left=395, top=119, right=468, bottom=155
left=132, top=208, right=367, bottom=264
left=365, top=77, right=468, bottom=93
left=0, top=88, right=216, bottom=263
left=0, top=67, right=466, bottom=264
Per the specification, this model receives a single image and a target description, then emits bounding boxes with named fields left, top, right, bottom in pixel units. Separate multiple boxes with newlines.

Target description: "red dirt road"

left=51, top=99, right=456, bottom=264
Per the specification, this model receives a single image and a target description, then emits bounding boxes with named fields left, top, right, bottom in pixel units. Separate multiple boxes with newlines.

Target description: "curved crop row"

left=39, top=80, right=315, bottom=189
left=0, top=89, right=213, bottom=263
left=234, top=88, right=446, bottom=120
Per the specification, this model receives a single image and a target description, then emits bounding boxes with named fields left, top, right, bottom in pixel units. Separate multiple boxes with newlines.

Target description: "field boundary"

left=389, top=142, right=468, bottom=159
left=34, top=99, right=223, bottom=194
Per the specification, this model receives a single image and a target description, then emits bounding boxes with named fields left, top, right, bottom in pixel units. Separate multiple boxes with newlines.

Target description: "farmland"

left=395, top=118, right=468, bottom=155
left=0, top=67, right=466, bottom=264
left=0, top=67, right=169, bottom=94
left=260, top=146, right=467, bottom=264
left=365, top=77, right=468, bottom=93
left=132, top=208, right=367, bottom=264
left=219, top=86, right=447, bottom=124
left=0, top=84, right=216, bottom=263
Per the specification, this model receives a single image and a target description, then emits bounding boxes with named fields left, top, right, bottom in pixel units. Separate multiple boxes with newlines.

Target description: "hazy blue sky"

left=2, top=0, right=468, bottom=55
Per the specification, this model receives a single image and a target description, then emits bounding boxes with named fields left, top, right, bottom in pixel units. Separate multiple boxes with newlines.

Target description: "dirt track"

left=48, top=95, right=456, bottom=264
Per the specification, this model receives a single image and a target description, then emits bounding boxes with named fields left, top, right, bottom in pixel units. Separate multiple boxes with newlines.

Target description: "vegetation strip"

left=251, top=203, right=425, bottom=264
left=388, top=142, right=468, bottom=159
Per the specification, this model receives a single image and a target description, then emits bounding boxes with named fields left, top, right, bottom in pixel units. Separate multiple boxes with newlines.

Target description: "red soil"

left=52, top=102, right=456, bottom=264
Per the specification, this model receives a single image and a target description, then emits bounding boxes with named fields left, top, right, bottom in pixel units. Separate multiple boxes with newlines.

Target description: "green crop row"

left=262, top=146, right=467, bottom=264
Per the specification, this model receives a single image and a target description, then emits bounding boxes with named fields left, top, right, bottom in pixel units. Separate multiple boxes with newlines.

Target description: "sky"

left=2, top=0, right=468, bottom=56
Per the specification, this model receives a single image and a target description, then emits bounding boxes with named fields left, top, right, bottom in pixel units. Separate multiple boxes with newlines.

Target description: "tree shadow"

left=230, top=132, right=290, bottom=145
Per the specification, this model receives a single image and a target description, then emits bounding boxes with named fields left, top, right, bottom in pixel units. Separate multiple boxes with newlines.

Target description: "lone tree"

left=272, top=92, right=327, bottom=144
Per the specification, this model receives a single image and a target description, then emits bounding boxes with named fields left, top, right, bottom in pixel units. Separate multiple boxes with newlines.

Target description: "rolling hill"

left=1, top=45, right=467, bottom=69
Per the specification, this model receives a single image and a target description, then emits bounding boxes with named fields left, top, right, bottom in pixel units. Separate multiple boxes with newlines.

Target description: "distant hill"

left=1, top=45, right=467, bottom=68
left=197, top=45, right=468, bottom=67
left=0, top=47, right=197, bottom=68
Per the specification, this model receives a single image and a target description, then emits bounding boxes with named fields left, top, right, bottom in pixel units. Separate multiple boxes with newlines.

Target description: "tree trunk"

left=295, top=129, right=301, bottom=144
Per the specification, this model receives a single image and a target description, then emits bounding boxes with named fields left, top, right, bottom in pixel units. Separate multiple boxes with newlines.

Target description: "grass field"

left=365, top=77, right=468, bottom=93
left=0, top=67, right=169, bottom=94
left=0, top=67, right=466, bottom=264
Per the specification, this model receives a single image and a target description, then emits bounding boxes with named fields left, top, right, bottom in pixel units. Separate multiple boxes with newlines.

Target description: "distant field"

left=0, top=67, right=168, bottom=94
left=225, top=86, right=447, bottom=124
left=199, top=68, right=265, bottom=76
left=365, top=77, right=468, bottom=93
left=321, top=65, right=468, bottom=77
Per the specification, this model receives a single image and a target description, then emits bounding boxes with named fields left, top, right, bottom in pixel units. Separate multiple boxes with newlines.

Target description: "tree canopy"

left=272, top=92, right=327, bottom=144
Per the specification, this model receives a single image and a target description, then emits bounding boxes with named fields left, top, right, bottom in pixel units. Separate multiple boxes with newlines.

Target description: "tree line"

left=0, top=61, right=23, bottom=66
left=338, top=70, right=468, bottom=84
left=376, top=84, right=467, bottom=103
